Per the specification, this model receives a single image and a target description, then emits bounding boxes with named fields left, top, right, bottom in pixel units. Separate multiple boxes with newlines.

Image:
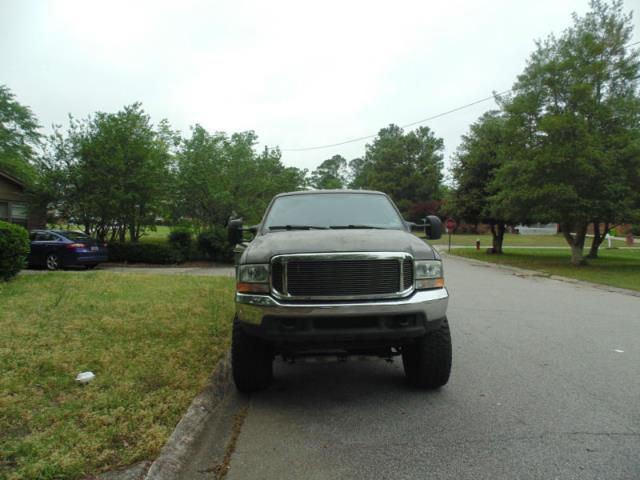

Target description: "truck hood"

left=242, top=229, right=438, bottom=263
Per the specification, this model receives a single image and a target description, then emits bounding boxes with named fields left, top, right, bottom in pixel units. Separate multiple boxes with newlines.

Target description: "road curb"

left=143, top=351, right=233, bottom=480
left=440, top=249, right=640, bottom=299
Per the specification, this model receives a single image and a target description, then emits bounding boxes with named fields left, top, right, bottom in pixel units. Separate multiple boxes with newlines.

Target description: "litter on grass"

left=75, top=371, right=96, bottom=384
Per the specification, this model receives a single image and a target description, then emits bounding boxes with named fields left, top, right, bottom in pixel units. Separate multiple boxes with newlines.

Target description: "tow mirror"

left=227, top=218, right=244, bottom=245
left=424, top=215, right=442, bottom=240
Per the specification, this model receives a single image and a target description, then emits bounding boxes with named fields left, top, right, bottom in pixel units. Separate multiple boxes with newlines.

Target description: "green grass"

left=449, top=248, right=640, bottom=291
left=427, top=232, right=628, bottom=248
left=0, top=272, right=235, bottom=479
left=138, top=226, right=171, bottom=243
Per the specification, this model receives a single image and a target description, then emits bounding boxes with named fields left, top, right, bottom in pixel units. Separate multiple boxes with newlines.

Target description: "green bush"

left=168, top=227, right=192, bottom=248
left=0, top=221, right=30, bottom=281
left=107, top=242, right=180, bottom=264
left=631, top=225, right=640, bottom=237
left=197, top=227, right=234, bottom=262
left=168, top=227, right=192, bottom=262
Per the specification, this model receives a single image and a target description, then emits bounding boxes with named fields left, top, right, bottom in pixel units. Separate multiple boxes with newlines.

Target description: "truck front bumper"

left=235, top=288, right=449, bottom=344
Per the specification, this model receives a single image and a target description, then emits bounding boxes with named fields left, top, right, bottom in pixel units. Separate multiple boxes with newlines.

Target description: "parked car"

left=227, top=190, right=449, bottom=393
left=28, top=230, right=108, bottom=270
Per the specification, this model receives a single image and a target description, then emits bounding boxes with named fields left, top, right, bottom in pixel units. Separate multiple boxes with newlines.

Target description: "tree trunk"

left=489, top=222, right=506, bottom=254
left=587, top=221, right=608, bottom=259
left=129, top=223, right=137, bottom=242
left=561, top=221, right=588, bottom=266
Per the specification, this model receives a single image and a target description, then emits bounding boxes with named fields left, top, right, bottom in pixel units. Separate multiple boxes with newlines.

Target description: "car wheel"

left=231, top=319, right=273, bottom=393
left=86, top=264, right=98, bottom=270
left=402, top=317, right=452, bottom=389
left=45, top=253, right=60, bottom=271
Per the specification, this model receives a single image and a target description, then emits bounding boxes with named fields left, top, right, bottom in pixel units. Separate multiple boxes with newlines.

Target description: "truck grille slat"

left=271, top=254, right=414, bottom=300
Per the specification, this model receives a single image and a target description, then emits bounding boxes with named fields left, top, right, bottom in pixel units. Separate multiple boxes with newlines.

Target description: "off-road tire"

left=232, top=320, right=273, bottom=393
left=402, top=317, right=452, bottom=389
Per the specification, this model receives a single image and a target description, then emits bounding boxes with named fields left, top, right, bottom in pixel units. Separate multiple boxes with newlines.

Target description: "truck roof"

left=274, top=189, right=386, bottom=198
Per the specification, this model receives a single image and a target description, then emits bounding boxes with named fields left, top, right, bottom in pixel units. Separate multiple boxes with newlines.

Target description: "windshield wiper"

left=268, top=225, right=328, bottom=230
left=329, top=225, right=387, bottom=229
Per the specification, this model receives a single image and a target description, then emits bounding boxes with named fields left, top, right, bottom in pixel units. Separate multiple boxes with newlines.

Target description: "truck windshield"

left=264, top=193, right=405, bottom=231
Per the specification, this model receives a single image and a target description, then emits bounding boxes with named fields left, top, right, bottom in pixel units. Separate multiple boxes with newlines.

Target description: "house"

left=0, top=170, right=44, bottom=229
left=515, top=223, right=559, bottom=235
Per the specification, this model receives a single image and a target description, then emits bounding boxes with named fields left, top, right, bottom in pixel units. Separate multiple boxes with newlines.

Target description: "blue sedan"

left=28, top=230, right=109, bottom=270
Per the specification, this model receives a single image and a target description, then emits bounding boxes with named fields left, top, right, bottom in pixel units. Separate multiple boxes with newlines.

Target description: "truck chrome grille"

left=271, top=253, right=414, bottom=300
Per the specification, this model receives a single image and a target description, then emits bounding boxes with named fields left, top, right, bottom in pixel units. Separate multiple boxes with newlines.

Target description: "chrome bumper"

left=235, top=288, right=449, bottom=326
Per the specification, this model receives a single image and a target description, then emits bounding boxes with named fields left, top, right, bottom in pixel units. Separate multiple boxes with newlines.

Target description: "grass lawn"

left=0, top=272, right=235, bottom=480
left=426, top=233, right=628, bottom=248
left=138, top=226, right=171, bottom=243
left=449, top=248, right=640, bottom=291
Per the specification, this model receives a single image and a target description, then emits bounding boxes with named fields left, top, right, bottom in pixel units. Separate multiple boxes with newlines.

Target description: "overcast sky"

left=2, top=0, right=639, bottom=175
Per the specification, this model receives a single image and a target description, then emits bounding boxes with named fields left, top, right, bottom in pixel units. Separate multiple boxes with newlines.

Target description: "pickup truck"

left=228, top=190, right=451, bottom=393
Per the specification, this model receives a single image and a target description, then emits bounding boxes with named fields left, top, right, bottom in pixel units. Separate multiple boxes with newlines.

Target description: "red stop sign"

left=446, top=218, right=457, bottom=231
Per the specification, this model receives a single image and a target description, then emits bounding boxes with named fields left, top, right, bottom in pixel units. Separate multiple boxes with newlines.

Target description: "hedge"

left=0, top=221, right=30, bottom=281
left=107, top=242, right=180, bottom=264
left=168, top=227, right=192, bottom=263
left=197, top=227, right=234, bottom=262
left=107, top=227, right=234, bottom=264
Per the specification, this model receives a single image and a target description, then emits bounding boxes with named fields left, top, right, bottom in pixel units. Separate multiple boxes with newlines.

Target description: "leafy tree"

left=347, top=157, right=368, bottom=189
left=451, top=111, right=511, bottom=253
left=491, top=0, right=640, bottom=265
left=0, top=85, right=40, bottom=183
left=310, top=154, right=348, bottom=189
left=356, top=124, right=444, bottom=218
left=47, top=104, right=175, bottom=242
left=175, top=126, right=306, bottom=229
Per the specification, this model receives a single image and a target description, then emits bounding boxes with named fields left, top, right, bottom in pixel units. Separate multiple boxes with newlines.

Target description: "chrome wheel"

left=46, top=254, right=59, bottom=271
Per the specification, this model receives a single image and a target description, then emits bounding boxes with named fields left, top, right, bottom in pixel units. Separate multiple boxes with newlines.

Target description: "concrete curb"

left=143, top=352, right=233, bottom=480
left=439, top=249, right=640, bottom=299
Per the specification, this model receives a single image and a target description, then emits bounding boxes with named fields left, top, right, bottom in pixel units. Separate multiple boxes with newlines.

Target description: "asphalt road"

left=224, top=255, right=640, bottom=480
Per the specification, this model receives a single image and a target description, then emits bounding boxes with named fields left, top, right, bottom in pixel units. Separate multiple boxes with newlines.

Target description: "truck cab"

left=228, top=190, right=451, bottom=392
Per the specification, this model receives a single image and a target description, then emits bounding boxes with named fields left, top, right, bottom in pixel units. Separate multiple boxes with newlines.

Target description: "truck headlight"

left=414, top=260, right=444, bottom=290
left=237, top=264, right=270, bottom=293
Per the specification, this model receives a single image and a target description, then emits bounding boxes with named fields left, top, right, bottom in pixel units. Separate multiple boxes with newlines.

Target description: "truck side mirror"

left=424, top=215, right=442, bottom=240
left=227, top=218, right=244, bottom=245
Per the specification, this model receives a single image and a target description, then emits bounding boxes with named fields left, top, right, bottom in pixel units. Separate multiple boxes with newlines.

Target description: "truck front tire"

left=402, top=317, right=452, bottom=389
left=232, top=319, right=273, bottom=393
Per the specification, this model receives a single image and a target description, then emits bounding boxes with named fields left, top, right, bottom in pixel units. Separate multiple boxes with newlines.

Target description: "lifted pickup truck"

left=228, top=190, right=451, bottom=393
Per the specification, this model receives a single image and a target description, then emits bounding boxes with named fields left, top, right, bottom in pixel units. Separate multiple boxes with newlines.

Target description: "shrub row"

left=0, top=221, right=30, bottom=281
left=107, top=241, right=179, bottom=264
left=107, top=227, right=233, bottom=264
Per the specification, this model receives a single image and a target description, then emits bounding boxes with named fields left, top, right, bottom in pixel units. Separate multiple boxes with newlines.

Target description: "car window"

left=62, top=231, right=91, bottom=241
left=33, top=232, right=59, bottom=241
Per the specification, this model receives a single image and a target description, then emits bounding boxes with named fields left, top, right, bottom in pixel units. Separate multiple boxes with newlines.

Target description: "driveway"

left=223, top=255, right=639, bottom=480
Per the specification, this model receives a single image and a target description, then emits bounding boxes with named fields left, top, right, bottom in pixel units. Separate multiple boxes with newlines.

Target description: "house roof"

left=0, top=170, right=26, bottom=188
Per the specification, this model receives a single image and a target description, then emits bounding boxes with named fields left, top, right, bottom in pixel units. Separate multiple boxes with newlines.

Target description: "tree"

left=49, top=104, right=175, bottom=242
left=450, top=111, right=511, bottom=253
left=310, top=154, right=348, bottom=189
left=175, top=126, right=306, bottom=229
left=0, top=85, right=40, bottom=183
left=491, top=0, right=640, bottom=265
left=357, top=124, right=444, bottom=218
left=347, top=157, right=368, bottom=189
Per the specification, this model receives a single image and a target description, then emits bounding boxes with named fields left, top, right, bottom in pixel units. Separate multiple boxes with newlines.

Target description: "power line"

left=281, top=90, right=512, bottom=152
left=278, top=40, right=640, bottom=153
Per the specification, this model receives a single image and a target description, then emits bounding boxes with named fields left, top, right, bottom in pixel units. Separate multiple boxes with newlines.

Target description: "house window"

left=11, top=202, right=28, bottom=221
left=0, top=202, right=8, bottom=221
